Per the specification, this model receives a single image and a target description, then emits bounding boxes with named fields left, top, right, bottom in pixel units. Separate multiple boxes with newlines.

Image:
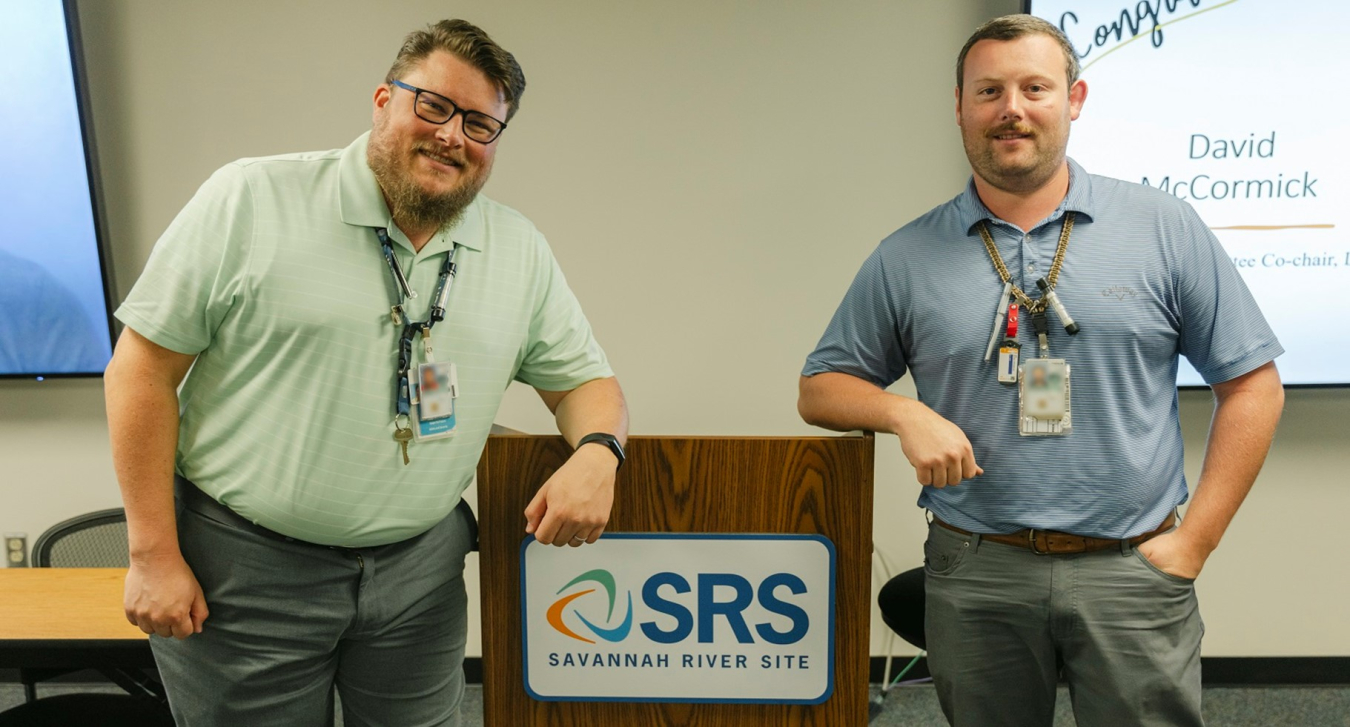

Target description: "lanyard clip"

left=1032, top=311, right=1050, bottom=357
left=421, top=326, right=434, bottom=361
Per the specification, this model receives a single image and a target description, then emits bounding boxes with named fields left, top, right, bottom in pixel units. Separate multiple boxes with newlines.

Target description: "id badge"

left=412, top=361, right=458, bottom=440
left=1018, top=358, right=1071, bottom=436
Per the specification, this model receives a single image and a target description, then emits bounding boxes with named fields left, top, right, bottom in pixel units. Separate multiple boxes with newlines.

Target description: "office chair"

left=31, top=508, right=130, bottom=568
left=6, top=508, right=171, bottom=724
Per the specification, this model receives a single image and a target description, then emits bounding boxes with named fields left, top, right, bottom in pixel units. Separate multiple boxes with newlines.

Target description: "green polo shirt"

left=116, top=132, right=612, bottom=547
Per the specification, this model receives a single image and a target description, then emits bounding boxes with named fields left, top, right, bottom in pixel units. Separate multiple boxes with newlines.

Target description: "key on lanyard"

left=393, top=419, right=413, bottom=466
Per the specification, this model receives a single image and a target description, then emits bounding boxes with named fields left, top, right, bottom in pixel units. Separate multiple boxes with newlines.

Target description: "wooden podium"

left=476, top=433, right=874, bottom=726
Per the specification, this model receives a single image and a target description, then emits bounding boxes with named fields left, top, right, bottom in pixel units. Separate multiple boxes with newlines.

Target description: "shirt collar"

left=338, top=131, right=486, bottom=254
left=955, top=157, right=1097, bottom=234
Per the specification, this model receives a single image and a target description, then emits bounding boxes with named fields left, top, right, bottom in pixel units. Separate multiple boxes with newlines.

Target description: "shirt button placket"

left=1020, top=233, right=1036, bottom=288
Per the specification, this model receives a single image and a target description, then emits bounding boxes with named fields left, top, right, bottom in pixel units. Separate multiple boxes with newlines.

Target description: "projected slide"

left=0, top=0, right=113, bottom=376
left=1028, top=0, right=1347, bottom=385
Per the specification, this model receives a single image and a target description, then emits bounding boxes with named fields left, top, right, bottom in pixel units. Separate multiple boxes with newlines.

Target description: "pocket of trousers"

left=923, top=525, right=970, bottom=577
left=1132, top=548, right=1196, bottom=585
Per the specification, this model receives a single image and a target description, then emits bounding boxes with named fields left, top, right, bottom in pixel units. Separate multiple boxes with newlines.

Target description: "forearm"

left=525, top=377, right=627, bottom=542
left=799, top=372, right=981, bottom=485
left=1179, top=362, right=1284, bottom=553
left=552, top=376, right=628, bottom=448
left=105, top=352, right=186, bottom=559
left=798, top=372, right=917, bottom=435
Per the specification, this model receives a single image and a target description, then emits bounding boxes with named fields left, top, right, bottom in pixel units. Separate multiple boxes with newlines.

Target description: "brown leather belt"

left=934, top=512, right=1176, bottom=555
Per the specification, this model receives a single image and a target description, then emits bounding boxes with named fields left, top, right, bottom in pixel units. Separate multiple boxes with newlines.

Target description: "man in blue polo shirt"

left=799, top=15, right=1283, bottom=727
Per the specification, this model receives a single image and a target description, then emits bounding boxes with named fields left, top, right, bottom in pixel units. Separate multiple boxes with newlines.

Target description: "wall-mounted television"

left=1, top=0, right=116, bottom=379
left=1024, top=0, right=1347, bottom=387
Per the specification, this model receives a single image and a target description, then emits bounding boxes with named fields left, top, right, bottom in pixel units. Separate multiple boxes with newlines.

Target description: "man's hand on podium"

left=524, top=444, right=617, bottom=547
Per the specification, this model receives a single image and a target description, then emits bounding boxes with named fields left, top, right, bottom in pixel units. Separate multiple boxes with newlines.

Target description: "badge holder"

left=410, top=333, right=458, bottom=441
left=1018, top=314, right=1071, bottom=436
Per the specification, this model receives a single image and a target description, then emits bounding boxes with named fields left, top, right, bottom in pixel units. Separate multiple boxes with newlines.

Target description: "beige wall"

left=1, top=0, right=1346, bottom=659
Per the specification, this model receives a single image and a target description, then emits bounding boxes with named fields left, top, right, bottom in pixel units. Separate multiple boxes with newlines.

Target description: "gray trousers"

left=924, top=520, right=1204, bottom=727
left=151, top=482, right=476, bottom=727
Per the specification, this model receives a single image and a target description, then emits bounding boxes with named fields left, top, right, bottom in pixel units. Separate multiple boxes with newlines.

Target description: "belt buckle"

left=1027, top=529, right=1049, bottom=555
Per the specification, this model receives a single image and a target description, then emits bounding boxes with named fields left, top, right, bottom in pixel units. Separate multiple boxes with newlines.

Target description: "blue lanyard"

left=374, top=228, right=460, bottom=418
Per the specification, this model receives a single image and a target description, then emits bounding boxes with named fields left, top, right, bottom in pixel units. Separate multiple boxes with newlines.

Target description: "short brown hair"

left=386, top=19, right=526, bottom=122
left=956, top=14, right=1080, bottom=95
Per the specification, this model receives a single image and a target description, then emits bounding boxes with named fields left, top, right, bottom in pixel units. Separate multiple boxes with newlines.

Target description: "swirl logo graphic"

left=547, top=569, right=634, bottom=644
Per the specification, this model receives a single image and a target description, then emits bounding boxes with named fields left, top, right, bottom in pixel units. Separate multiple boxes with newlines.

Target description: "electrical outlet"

left=4, top=533, right=28, bottom=567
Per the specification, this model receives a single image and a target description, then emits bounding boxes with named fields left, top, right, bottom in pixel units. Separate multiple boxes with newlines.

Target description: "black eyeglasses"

left=388, top=79, right=507, bottom=144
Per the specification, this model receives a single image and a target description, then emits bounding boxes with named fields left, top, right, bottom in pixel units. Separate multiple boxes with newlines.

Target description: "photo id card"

left=412, top=361, right=458, bottom=441
left=1018, top=358, right=1071, bottom=436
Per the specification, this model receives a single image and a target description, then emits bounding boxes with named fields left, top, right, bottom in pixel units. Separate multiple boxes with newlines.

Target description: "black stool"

left=877, top=566, right=926, bottom=650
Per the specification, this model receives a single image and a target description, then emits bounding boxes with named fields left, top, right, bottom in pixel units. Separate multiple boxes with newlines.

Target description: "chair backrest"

left=31, top=508, right=130, bottom=568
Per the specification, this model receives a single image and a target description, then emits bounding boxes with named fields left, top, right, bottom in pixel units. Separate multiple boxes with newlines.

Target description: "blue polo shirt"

left=803, top=159, right=1281, bottom=538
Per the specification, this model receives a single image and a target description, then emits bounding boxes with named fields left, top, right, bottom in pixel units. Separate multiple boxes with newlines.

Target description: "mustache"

left=412, top=143, right=466, bottom=166
left=988, top=123, right=1035, bottom=138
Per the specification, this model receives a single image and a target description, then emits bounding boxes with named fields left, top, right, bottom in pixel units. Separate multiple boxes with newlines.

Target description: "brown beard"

left=367, top=131, right=486, bottom=234
left=962, top=121, right=1065, bottom=195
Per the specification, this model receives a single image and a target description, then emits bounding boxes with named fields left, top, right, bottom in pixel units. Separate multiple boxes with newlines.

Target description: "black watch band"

left=577, top=432, right=625, bottom=470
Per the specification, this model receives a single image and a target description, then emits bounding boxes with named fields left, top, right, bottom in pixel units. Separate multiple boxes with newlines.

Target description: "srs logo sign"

left=638, top=571, right=809, bottom=645
left=521, top=533, right=835, bottom=704
left=549, top=568, right=809, bottom=645
left=548, top=569, right=634, bottom=643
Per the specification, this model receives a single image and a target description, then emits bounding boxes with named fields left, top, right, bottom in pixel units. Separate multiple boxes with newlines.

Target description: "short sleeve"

left=512, top=233, right=612, bottom=390
left=115, top=164, right=254, bottom=355
left=802, top=246, right=908, bottom=388
left=1174, top=205, right=1282, bottom=384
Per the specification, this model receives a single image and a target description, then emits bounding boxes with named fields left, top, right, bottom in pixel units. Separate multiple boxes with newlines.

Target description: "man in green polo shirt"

left=104, top=19, right=627, bottom=726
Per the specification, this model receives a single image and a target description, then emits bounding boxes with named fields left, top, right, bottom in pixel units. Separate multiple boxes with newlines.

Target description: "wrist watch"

left=577, top=432, right=625, bottom=470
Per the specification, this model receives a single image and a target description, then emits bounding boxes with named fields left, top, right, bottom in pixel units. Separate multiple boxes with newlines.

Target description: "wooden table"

left=0, top=568, right=155, bottom=693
